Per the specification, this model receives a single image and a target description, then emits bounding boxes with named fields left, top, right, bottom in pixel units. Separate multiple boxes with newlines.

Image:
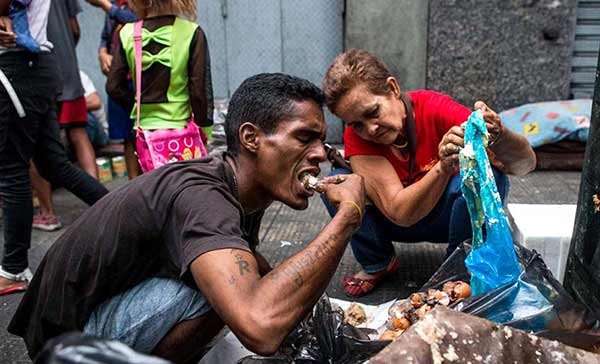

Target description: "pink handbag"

left=133, top=20, right=207, bottom=173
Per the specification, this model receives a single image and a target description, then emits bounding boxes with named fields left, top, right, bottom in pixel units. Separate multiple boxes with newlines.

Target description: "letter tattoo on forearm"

left=268, top=234, right=338, bottom=288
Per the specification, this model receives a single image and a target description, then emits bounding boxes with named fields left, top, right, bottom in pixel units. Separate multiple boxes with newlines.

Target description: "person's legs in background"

left=86, top=112, right=109, bottom=149
left=29, top=162, right=62, bottom=232
left=107, top=96, right=141, bottom=179
left=124, top=137, right=141, bottom=179
left=33, top=103, right=108, bottom=207
left=67, top=126, right=98, bottom=178
left=0, top=53, right=55, bottom=294
left=59, top=96, right=98, bottom=179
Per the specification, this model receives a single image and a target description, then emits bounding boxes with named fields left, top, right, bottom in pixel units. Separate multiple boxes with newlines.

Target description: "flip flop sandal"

left=0, top=282, right=27, bottom=296
left=342, top=256, right=400, bottom=298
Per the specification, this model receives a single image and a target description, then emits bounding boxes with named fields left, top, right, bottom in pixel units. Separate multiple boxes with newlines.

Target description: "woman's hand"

left=438, top=126, right=464, bottom=173
left=474, top=101, right=504, bottom=146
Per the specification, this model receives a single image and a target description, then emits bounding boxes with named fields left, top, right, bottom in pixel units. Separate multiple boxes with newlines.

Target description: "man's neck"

left=226, top=154, right=273, bottom=214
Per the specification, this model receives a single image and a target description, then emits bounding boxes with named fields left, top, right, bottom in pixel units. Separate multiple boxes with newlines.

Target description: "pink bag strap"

left=133, top=20, right=144, bottom=129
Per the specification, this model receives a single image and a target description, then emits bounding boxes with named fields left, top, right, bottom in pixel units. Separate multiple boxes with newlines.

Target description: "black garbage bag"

left=422, top=242, right=600, bottom=352
left=34, top=332, right=172, bottom=364
left=238, top=295, right=389, bottom=364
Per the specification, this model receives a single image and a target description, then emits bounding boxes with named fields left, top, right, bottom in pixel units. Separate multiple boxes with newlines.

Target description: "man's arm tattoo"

left=234, top=253, right=251, bottom=276
left=268, top=234, right=337, bottom=288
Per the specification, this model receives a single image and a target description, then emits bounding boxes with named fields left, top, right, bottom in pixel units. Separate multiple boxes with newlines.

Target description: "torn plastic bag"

left=422, top=242, right=600, bottom=352
left=459, top=110, right=522, bottom=295
left=237, top=295, right=389, bottom=364
left=34, top=332, right=172, bottom=364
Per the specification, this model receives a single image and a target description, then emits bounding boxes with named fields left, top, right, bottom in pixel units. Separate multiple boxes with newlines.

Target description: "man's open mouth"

left=299, top=171, right=321, bottom=194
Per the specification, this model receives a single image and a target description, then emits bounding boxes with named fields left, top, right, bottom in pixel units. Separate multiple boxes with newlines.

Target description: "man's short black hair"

left=225, top=73, right=326, bottom=156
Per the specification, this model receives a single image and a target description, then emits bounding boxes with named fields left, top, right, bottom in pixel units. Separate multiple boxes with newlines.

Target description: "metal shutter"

left=571, top=0, right=600, bottom=98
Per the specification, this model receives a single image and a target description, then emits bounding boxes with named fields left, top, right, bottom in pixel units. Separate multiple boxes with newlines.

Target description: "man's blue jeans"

left=321, top=167, right=509, bottom=274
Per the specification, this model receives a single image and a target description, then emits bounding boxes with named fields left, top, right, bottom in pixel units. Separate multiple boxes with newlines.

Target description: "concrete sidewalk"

left=0, top=166, right=581, bottom=363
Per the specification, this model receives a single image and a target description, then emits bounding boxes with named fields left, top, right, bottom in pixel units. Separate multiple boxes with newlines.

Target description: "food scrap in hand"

left=302, top=174, right=345, bottom=192
left=302, top=174, right=322, bottom=191
left=344, top=302, right=367, bottom=326
left=380, top=280, right=472, bottom=341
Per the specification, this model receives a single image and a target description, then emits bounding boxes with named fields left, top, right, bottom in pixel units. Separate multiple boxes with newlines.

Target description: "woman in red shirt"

left=322, top=49, right=536, bottom=297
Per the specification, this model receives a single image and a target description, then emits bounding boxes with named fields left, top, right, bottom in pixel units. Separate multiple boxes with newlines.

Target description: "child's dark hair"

left=225, top=73, right=325, bottom=156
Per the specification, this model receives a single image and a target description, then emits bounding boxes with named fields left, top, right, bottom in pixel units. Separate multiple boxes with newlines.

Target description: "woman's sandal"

left=342, top=256, right=399, bottom=298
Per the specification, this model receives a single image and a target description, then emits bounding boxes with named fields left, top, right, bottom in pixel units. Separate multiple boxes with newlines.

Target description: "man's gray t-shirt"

left=8, top=154, right=264, bottom=357
left=47, top=0, right=84, bottom=101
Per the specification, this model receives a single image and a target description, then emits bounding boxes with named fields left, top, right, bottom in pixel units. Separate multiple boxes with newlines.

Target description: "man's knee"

left=152, top=310, right=224, bottom=363
left=84, top=278, right=212, bottom=354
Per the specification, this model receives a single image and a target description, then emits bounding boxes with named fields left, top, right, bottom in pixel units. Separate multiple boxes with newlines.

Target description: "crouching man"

left=8, top=73, right=365, bottom=363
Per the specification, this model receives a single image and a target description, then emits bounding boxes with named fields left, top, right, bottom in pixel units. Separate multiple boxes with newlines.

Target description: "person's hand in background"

left=85, top=0, right=112, bottom=12
left=98, top=48, right=113, bottom=75
left=0, top=16, right=16, bottom=48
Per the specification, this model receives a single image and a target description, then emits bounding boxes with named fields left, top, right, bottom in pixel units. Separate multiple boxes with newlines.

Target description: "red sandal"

left=342, top=256, right=399, bottom=297
left=0, top=266, right=32, bottom=297
left=0, top=282, right=27, bottom=296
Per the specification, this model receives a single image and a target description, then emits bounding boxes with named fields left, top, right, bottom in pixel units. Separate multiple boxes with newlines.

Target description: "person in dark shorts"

left=0, top=0, right=108, bottom=296
left=9, top=73, right=366, bottom=363
left=48, top=0, right=98, bottom=178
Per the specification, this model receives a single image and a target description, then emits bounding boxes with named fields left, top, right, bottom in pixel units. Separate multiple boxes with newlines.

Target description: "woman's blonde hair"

left=322, top=49, right=394, bottom=112
left=130, top=0, right=196, bottom=21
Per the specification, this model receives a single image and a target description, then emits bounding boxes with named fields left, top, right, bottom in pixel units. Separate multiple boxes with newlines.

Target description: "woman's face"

left=333, top=79, right=406, bottom=145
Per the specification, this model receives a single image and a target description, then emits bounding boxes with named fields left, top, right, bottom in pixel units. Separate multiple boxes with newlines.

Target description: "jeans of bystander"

left=0, top=51, right=108, bottom=275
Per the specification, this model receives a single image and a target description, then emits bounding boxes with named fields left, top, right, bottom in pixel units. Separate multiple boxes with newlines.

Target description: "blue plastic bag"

left=459, top=111, right=522, bottom=296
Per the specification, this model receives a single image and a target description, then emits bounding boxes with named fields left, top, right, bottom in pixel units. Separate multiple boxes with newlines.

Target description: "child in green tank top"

left=106, top=0, right=214, bottom=166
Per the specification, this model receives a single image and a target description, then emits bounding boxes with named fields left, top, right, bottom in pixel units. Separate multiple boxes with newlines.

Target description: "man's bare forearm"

left=252, top=205, right=358, bottom=338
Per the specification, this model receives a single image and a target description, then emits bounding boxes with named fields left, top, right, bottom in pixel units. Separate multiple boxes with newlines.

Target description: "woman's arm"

left=475, top=101, right=536, bottom=176
left=351, top=124, right=463, bottom=227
